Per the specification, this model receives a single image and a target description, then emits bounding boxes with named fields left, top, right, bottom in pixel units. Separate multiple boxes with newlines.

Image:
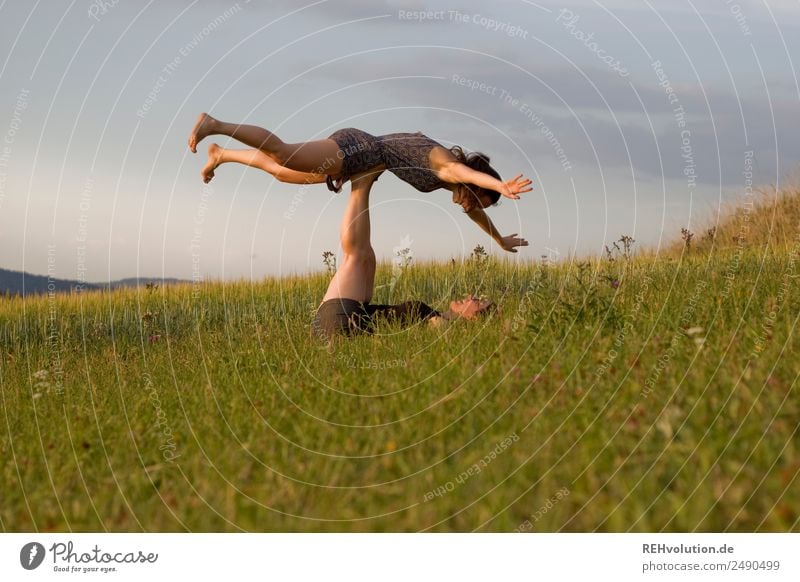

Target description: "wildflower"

left=148, top=334, right=162, bottom=343
left=681, top=227, right=695, bottom=248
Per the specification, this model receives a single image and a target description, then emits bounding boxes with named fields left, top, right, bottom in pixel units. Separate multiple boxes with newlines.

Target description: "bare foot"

left=201, top=143, right=223, bottom=183
left=188, top=112, right=216, bottom=153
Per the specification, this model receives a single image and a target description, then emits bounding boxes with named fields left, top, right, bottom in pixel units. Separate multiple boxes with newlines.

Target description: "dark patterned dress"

left=326, top=128, right=448, bottom=193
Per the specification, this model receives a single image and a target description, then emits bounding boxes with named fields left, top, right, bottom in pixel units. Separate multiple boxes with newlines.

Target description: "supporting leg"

left=322, top=171, right=382, bottom=304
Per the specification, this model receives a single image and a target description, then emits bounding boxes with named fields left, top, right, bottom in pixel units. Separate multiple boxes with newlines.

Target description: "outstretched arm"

left=467, top=208, right=529, bottom=253
left=438, top=161, right=533, bottom=200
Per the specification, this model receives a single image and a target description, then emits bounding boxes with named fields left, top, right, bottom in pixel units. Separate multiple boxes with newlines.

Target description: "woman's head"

left=448, top=295, right=496, bottom=320
left=449, top=146, right=502, bottom=213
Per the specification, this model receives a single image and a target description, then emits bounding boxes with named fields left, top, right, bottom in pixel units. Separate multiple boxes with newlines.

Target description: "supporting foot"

left=188, top=112, right=217, bottom=153
left=201, top=143, right=223, bottom=183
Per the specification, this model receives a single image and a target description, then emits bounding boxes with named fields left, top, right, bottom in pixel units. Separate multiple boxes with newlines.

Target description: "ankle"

left=207, top=117, right=227, bottom=136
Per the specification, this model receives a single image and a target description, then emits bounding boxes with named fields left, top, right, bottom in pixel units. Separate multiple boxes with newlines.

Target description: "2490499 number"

left=730, top=560, right=780, bottom=571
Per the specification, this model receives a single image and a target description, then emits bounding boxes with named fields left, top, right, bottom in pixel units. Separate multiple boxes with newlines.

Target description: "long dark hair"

left=449, top=146, right=501, bottom=206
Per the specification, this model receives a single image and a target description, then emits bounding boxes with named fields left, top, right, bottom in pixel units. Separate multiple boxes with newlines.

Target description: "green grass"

left=2, top=192, right=800, bottom=532
left=665, top=185, right=800, bottom=255
left=2, top=250, right=798, bottom=532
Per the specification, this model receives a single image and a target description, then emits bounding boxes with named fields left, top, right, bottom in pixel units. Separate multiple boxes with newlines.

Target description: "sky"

left=0, top=0, right=798, bottom=282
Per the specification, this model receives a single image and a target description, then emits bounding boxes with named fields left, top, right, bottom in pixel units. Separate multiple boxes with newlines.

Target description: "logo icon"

left=20, top=542, right=46, bottom=570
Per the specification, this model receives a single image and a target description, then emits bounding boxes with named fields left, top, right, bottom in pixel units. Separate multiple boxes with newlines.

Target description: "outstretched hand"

left=500, top=174, right=533, bottom=200
left=500, top=234, right=529, bottom=253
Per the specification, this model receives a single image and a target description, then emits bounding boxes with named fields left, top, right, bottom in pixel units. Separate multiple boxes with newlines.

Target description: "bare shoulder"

left=428, top=145, right=458, bottom=171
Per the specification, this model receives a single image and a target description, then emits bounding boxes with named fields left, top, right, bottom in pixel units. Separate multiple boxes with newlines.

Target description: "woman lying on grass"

left=312, top=169, right=495, bottom=341
left=188, top=112, right=531, bottom=253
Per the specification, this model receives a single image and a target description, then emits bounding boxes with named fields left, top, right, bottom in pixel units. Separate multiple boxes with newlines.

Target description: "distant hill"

left=664, top=185, right=800, bottom=255
left=105, top=277, right=189, bottom=289
left=0, top=268, right=188, bottom=296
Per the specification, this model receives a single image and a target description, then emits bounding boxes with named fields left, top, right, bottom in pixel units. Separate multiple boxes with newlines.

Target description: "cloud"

left=267, top=0, right=426, bottom=19
left=289, top=44, right=797, bottom=186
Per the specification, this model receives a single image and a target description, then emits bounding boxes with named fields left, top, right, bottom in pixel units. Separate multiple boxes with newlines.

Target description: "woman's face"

left=452, top=185, right=493, bottom=213
left=449, top=295, right=494, bottom=319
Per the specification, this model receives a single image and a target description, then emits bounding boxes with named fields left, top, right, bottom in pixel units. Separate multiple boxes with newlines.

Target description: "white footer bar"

left=1, top=533, right=797, bottom=581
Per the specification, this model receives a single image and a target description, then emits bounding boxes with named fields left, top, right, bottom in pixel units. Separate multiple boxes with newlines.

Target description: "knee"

left=270, top=148, right=290, bottom=166
left=343, top=246, right=375, bottom=265
left=341, top=229, right=374, bottom=258
left=263, top=140, right=291, bottom=165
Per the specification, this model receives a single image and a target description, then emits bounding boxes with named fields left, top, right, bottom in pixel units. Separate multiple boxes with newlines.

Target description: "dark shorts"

left=312, top=298, right=440, bottom=341
left=312, top=298, right=370, bottom=341
left=327, top=128, right=383, bottom=187
left=326, top=128, right=447, bottom=193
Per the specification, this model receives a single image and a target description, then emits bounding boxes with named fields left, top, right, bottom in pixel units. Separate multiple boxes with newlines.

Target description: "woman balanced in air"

left=188, top=113, right=532, bottom=252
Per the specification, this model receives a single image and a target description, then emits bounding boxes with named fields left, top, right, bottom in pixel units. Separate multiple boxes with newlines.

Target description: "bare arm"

left=438, top=161, right=532, bottom=200
left=467, top=208, right=529, bottom=253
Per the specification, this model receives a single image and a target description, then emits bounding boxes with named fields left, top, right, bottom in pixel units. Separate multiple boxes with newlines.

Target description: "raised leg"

left=189, top=112, right=343, bottom=174
left=201, top=144, right=327, bottom=185
left=321, top=171, right=382, bottom=304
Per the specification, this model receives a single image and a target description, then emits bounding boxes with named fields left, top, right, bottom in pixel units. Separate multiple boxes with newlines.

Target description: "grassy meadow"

left=1, top=188, right=799, bottom=532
